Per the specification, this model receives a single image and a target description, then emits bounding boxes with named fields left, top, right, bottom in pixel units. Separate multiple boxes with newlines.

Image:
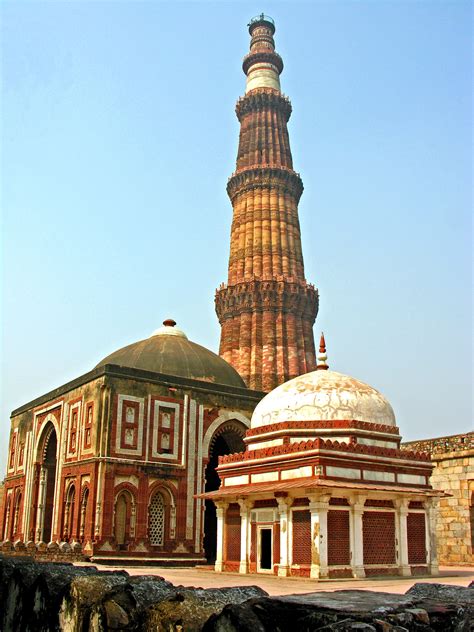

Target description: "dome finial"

left=316, top=332, right=329, bottom=370
left=151, top=319, right=187, bottom=339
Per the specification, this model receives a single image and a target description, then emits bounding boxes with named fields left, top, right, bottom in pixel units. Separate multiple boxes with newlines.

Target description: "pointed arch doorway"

left=203, top=422, right=246, bottom=563
left=35, top=423, right=58, bottom=543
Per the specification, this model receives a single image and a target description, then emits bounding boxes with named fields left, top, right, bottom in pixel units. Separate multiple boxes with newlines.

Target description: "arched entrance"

left=35, top=424, right=58, bottom=543
left=114, top=490, right=135, bottom=548
left=203, top=423, right=246, bottom=563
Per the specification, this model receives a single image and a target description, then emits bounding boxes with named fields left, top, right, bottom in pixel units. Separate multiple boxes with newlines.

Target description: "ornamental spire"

left=316, top=332, right=329, bottom=370
left=215, top=18, right=319, bottom=392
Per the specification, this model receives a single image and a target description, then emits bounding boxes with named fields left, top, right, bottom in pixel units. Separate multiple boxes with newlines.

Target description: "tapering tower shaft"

left=216, top=16, right=318, bottom=391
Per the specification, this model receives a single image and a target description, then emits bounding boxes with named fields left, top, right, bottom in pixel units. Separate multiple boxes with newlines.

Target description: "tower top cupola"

left=244, top=14, right=283, bottom=93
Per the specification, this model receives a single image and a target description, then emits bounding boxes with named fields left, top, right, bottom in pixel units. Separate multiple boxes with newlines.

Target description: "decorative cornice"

left=236, top=89, right=292, bottom=122
left=245, top=419, right=401, bottom=438
left=243, top=51, right=284, bottom=75
left=227, top=166, right=303, bottom=202
left=218, top=437, right=431, bottom=465
left=215, top=279, right=318, bottom=322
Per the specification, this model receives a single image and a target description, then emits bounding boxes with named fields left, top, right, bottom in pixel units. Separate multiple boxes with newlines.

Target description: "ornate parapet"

left=402, top=432, right=474, bottom=457
left=236, top=88, right=292, bottom=121
left=215, top=278, right=318, bottom=322
left=218, top=436, right=431, bottom=466
left=227, top=166, right=303, bottom=202
left=243, top=50, right=283, bottom=75
left=245, top=418, right=401, bottom=438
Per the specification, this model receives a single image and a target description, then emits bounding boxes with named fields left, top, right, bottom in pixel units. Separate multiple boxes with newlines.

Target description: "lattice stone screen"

left=149, top=493, right=165, bottom=545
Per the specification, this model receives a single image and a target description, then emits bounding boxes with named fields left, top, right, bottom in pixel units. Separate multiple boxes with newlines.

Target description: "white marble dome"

left=251, top=369, right=396, bottom=429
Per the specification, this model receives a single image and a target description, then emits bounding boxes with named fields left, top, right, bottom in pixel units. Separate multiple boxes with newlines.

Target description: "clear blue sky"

left=1, top=1, right=472, bottom=475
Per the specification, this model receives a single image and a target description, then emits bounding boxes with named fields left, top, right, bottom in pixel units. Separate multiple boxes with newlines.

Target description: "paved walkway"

left=82, top=564, right=474, bottom=596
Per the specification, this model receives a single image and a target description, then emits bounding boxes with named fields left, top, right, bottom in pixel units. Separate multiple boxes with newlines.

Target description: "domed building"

left=203, top=335, right=441, bottom=578
left=1, top=319, right=263, bottom=563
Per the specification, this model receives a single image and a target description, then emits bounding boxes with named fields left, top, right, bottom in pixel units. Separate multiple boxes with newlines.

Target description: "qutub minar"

left=0, top=15, right=447, bottom=579
left=216, top=15, right=318, bottom=391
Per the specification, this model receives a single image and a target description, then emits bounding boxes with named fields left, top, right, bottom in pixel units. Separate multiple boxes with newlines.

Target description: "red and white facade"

left=1, top=342, right=261, bottom=563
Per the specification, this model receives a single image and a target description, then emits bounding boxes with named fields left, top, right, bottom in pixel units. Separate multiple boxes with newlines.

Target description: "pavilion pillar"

left=214, top=501, right=228, bottom=573
left=276, top=496, right=293, bottom=577
left=308, top=494, right=330, bottom=579
left=238, top=499, right=253, bottom=574
left=395, top=498, right=411, bottom=576
left=349, top=495, right=366, bottom=578
left=424, top=498, right=439, bottom=575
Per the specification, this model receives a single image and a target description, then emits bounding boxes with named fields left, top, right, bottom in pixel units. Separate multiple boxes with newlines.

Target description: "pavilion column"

left=238, top=499, right=253, bottom=574
left=276, top=496, right=293, bottom=577
left=308, top=494, right=330, bottom=579
left=349, top=495, right=366, bottom=578
left=214, top=501, right=228, bottom=573
left=395, top=498, right=411, bottom=576
left=424, top=498, right=439, bottom=575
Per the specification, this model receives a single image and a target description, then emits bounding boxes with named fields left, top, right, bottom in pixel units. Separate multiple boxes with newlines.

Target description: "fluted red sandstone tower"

left=216, top=15, right=319, bottom=392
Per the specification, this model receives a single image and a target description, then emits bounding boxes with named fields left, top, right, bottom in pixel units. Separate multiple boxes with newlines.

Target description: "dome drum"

left=243, top=419, right=401, bottom=452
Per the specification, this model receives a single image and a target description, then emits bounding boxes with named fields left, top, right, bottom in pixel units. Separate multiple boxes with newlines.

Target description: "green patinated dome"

left=96, top=319, right=246, bottom=389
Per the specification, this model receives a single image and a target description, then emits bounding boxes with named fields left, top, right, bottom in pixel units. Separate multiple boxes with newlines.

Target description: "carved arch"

left=113, top=488, right=136, bottom=546
left=202, top=411, right=250, bottom=458
left=34, top=415, right=59, bottom=463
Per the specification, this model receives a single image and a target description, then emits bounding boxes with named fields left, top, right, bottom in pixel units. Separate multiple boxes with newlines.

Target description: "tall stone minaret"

left=216, top=15, right=318, bottom=391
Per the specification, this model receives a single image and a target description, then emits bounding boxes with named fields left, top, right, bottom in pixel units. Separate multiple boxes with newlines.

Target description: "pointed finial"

left=316, top=332, right=329, bottom=370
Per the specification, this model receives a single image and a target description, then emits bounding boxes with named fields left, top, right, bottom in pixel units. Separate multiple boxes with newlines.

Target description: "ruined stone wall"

left=402, top=432, right=474, bottom=565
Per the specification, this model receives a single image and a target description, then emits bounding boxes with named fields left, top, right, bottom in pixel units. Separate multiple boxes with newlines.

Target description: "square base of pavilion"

left=201, top=477, right=442, bottom=580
